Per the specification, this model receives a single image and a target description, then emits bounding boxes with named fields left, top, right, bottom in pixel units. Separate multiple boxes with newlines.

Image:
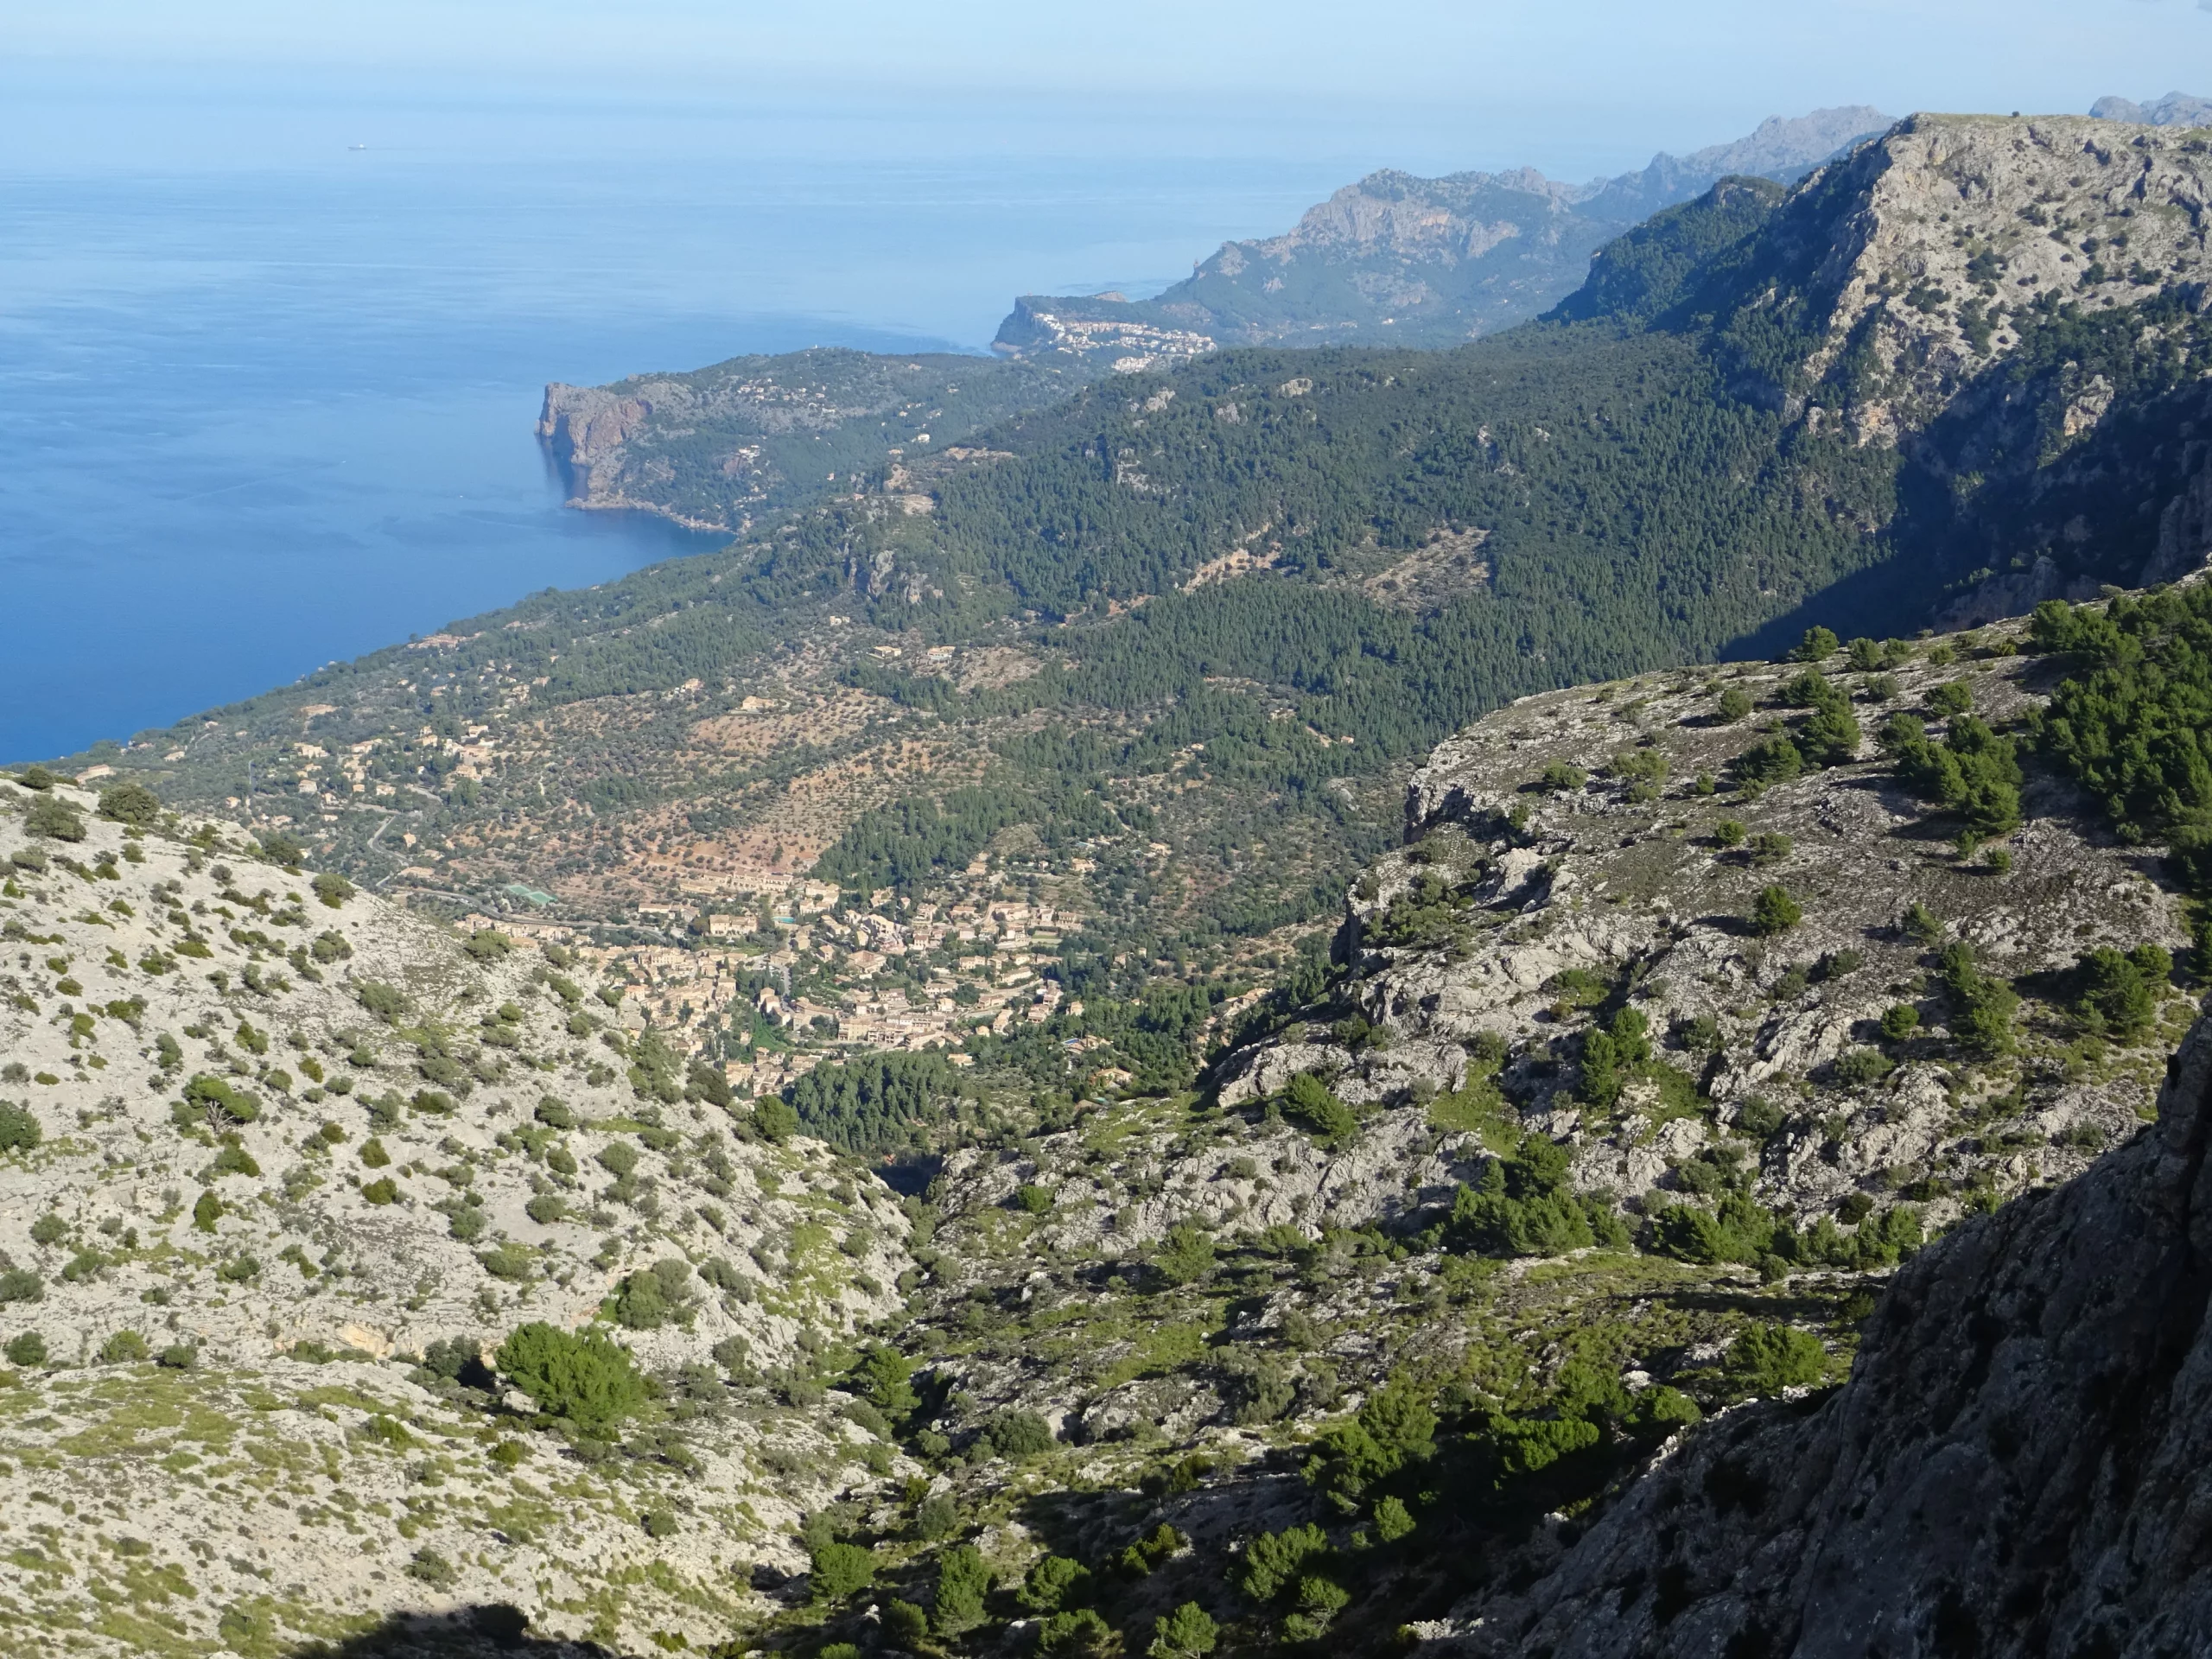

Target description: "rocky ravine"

left=1425, top=1001, right=2212, bottom=1659
left=0, top=781, right=915, bottom=1654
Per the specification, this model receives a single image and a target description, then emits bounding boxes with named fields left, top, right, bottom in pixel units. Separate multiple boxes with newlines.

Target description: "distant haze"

left=2, top=0, right=2204, bottom=179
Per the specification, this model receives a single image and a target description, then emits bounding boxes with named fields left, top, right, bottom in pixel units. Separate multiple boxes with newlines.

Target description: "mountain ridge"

left=988, top=105, right=1892, bottom=361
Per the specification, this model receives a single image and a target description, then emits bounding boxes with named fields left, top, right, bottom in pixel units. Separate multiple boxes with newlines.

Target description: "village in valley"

left=461, top=868, right=1099, bottom=1100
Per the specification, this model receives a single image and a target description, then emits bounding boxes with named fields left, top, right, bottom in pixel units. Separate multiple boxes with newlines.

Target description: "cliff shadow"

left=283, top=1606, right=615, bottom=1659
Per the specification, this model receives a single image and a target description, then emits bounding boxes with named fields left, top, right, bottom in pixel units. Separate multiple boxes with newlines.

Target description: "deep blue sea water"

left=0, top=152, right=1346, bottom=763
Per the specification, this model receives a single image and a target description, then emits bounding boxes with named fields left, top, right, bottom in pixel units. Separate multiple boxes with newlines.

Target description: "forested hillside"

left=539, top=349, right=1092, bottom=531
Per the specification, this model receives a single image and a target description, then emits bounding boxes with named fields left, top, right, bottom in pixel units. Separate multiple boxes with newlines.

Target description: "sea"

left=0, top=147, right=1353, bottom=764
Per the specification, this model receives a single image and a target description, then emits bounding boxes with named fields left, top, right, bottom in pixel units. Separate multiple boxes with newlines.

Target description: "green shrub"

left=1372, top=1496, right=1416, bottom=1544
left=1153, top=1223, right=1217, bottom=1287
left=358, top=1136, right=392, bottom=1169
left=192, top=1192, right=223, bottom=1232
left=13, top=765, right=55, bottom=791
left=1450, top=1133, right=1614, bottom=1256
left=157, top=1343, right=197, bottom=1370
left=210, top=1138, right=260, bottom=1179
left=1791, top=626, right=1840, bottom=663
left=596, top=1141, right=639, bottom=1179
left=25, top=796, right=86, bottom=842
left=1879, top=710, right=2021, bottom=837
left=1735, top=1097, right=1785, bottom=1138
left=404, top=1548, right=457, bottom=1589
left=489, top=1439, right=526, bottom=1468
left=989, top=1409, right=1056, bottom=1459
left=534, top=1096, right=575, bottom=1129
left=852, top=1342, right=919, bottom=1415
left=257, top=830, right=306, bottom=866
left=182, top=1073, right=258, bottom=1126
left=808, top=1540, right=876, bottom=1604
left=882, top=1602, right=931, bottom=1646
left=97, top=782, right=161, bottom=826
left=1937, top=941, right=2019, bottom=1058
left=1242, top=1522, right=1330, bottom=1603
left=99, top=1330, right=150, bottom=1364
left=524, top=1194, right=567, bottom=1225
left=448, top=1207, right=488, bottom=1243
left=1020, top=1554, right=1090, bottom=1613
left=1535, top=760, right=1586, bottom=793
left=29, top=1213, right=65, bottom=1248
left=2075, top=944, right=2171, bottom=1041
left=1926, top=680, right=1974, bottom=717
left=4, top=1332, right=47, bottom=1366
left=494, top=1321, right=648, bottom=1433
left=1150, top=1602, right=1219, bottom=1658
left=1713, top=818, right=1746, bottom=848
left=1715, top=685, right=1753, bottom=722
left=1879, top=1004, right=1922, bottom=1041
left=1014, top=1182, right=1055, bottom=1214
left=611, top=1265, right=690, bottom=1330
left=462, top=930, right=513, bottom=962
left=1725, top=1322, right=1829, bottom=1393
left=1282, top=1071, right=1357, bottom=1146
left=356, top=982, right=410, bottom=1024
left=1732, top=733, right=1803, bottom=788
left=1831, top=1049, right=1894, bottom=1087
left=934, top=1542, right=992, bottom=1635
left=1580, top=1006, right=1650, bottom=1109
left=311, top=872, right=353, bottom=909
left=753, top=1095, right=800, bottom=1141
left=642, top=1507, right=678, bottom=1539
left=361, top=1178, right=401, bottom=1205
left=909, top=1493, right=961, bottom=1543
left=1750, top=885, right=1802, bottom=935
left=479, top=1243, right=533, bottom=1281
left=1040, top=1610, right=1118, bottom=1656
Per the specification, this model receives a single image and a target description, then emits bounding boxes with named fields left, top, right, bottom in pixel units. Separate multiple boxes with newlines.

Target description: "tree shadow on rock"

left=283, top=1605, right=617, bottom=1659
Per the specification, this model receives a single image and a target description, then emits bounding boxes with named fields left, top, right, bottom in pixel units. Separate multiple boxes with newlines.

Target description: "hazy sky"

left=3, top=0, right=2208, bottom=175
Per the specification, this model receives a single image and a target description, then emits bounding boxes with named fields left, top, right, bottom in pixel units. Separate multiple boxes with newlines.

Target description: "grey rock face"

left=1426, top=1011, right=2212, bottom=1659
left=1214, top=617, right=2186, bottom=1233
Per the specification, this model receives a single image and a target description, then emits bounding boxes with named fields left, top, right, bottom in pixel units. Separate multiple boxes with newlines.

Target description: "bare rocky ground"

left=0, top=785, right=912, bottom=1655
left=1217, top=611, right=2188, bottom=1231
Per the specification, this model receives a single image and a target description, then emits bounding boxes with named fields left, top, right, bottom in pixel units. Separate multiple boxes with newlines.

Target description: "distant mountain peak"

left=1672, top=104, right=1896, bottom=177
left=2091, top=90, right=2212, bottom=126
left=992, top=105, right=1892, bottom=360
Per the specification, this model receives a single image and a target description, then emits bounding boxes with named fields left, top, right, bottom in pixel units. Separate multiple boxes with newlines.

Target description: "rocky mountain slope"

left=0, top=777, right=916, bottom=1654
left=807, top=595, right=2209, bottom=1659
left=1215, top=609, right=2186, bottom=1237
left=991, top=107, right=1890, bottom=359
